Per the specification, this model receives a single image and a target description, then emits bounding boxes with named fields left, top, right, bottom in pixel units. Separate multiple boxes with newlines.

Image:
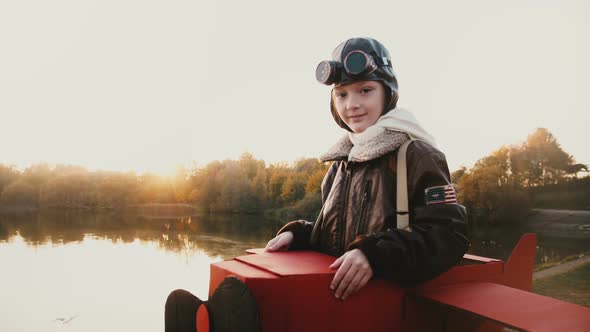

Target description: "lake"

left=1, top=210, right=588, bottom=331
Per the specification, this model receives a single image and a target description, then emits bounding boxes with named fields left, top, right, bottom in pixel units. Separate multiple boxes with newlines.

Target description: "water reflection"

left=1, top=210, right=589, bottom=332
left=468, top=222, right=590, bottom=265
left=0, top=210, right=284, bottom=259
left=0, top=211, right=287, bottom=332
left=2, top=210, right=589, bottom=265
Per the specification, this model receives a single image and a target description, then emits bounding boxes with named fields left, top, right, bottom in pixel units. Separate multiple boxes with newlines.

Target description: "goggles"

left=315, top=50, right=392, bottom=85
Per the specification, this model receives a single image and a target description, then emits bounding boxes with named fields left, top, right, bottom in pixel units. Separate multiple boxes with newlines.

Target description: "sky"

left=1, top=0, right=588, bottom=175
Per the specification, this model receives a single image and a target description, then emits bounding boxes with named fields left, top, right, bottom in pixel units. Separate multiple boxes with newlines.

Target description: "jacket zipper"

left=356, top=180, right=372, bottom=236
left=337, top=164, right=353, bottom=253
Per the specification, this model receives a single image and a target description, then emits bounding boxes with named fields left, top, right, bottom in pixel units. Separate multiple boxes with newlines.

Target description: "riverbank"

left=534, top=252, right=590, bottom=280
left=525, top=208, right=590, bottom=305
left=0, top=203, right=202, bottom=218
left=533, top=259, right=590, bottom=307
left=0, top=205, right=38, bottom=213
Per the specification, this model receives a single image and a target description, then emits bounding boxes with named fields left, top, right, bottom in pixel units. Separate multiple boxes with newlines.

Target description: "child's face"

left=332, top=80, right=385, bottom=133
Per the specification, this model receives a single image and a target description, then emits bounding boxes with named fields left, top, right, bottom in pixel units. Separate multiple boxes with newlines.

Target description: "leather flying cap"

left=330, top=37, right=398, bottom=96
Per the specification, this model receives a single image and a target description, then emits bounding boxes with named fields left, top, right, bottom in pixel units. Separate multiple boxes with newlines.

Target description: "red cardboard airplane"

left=196, top=233, right=590, bottom=332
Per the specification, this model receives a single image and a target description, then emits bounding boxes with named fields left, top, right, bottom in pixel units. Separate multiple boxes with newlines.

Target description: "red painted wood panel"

left=418, top=282, right=590, bottom=332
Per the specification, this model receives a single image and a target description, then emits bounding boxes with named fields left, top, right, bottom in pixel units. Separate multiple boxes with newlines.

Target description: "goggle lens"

left=345, top=52, right=368, bottom=75
left=316, top=50, right=382, bottom=85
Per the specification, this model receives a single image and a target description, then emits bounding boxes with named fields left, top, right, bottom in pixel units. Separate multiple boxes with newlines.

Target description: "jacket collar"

left=320, top=130, right=409, bottom=162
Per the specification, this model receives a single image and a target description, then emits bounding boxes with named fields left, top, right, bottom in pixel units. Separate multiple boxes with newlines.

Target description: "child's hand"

left=263, top=231, right=294, bottom=252
left=329, top=249, right=373, bottom=300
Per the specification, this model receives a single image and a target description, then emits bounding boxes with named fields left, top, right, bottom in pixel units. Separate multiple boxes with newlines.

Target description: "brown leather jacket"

left=278, top=137, right=470, bottom=286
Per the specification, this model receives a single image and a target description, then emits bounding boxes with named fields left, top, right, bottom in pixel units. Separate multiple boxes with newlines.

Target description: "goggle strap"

left=376, top=56, right=392, bottom=67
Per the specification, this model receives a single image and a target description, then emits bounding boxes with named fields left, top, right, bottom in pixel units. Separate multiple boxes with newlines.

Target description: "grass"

left=533, top=261, right=590, bottom=307
left=534, top=252, right=589, bottom=272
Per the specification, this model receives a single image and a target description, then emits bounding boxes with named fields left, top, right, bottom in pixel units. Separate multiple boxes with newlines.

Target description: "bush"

left=529, top=178, right=590, bottom=210
left=265, top=193, right=322, bottom=221
left=489, top=189, right=532, bottom=223
left=467, top=188, right=532, bottom=225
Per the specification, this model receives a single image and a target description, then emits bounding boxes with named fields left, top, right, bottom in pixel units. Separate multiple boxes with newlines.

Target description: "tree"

left=96, top=173, right=139, bottom=209
left=455, top=128, right=580, bottom=223
left=280, top=175, right=303, bottom=204
left=251, top=167, right=268, bottom=209
left=451, top=166, right=467, bottom=185
left=22, top=163, right=53, bottom=190
left=189, top=160, right=223, bottom=212
left=0, top=164, right=20, bottom=195
left=238, top=152, right=265, bottom=180
left=267, top=165, right=288, bottom=205
left=138, top=173, right=175, bottom=204
left=520, top=128, right=574, bottom=186
left=567, top=163, right=589, bottom=179
left=305, top=168, right=326, bottom=197
left=39, top=173, right=97, bottom=208
left=456, top=163, right=531, bottom=224
left=0, top=180, right=38, bottom=206
left=172, top=166, right=191, bottom=203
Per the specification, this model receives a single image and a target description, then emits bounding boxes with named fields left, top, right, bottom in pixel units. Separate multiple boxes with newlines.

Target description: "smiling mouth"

left=349, top=114, right=367, bottom=119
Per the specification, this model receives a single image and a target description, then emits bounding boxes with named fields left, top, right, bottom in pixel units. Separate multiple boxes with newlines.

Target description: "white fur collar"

left=320, top=130, right=410, bottom=162
left=320, top=108, right=436, bottom=163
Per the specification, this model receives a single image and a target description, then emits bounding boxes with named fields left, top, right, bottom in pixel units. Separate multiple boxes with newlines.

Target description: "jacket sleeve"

left=348, top=143, right=470, bottom=286
left=276, top=161, right=339, bottom=250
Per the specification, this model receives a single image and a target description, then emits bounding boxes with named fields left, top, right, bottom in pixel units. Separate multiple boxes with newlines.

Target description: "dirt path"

left=533, top=255, right=590, bottom=280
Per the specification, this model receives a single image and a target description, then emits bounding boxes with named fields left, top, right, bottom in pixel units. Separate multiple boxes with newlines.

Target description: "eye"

left=335, top=92, right=347, bottom=98
left=361, top=87, right=373, bottom=94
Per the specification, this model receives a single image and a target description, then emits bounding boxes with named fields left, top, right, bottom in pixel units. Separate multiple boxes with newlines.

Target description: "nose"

left=346, top=96, right=361, bottom=111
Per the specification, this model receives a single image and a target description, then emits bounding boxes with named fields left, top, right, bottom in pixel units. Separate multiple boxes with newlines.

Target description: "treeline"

left=2, top=128, right=587, bottom=223
left=452, top=128, right=589, bottom=224
left=188, top=154, right=328, bottom=218
left=0, top=153, right=329, bottom=219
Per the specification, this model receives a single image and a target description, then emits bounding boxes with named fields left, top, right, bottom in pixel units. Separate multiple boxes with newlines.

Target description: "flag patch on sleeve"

left=425, top=185, right=457, bottom=205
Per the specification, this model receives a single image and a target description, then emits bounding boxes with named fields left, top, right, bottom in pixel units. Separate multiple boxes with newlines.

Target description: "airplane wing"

left=416, top=281, right=590, bottom=332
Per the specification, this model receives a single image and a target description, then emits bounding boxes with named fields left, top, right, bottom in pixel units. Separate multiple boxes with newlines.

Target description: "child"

left=264, top=37, right=470, bottom=301
left=165, top=37, right=470, bottom=332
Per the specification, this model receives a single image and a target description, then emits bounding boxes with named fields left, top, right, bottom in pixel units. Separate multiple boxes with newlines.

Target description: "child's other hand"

left=329, top=249, right=373, bottom=301
left=264, top=231, right=294, bottom=252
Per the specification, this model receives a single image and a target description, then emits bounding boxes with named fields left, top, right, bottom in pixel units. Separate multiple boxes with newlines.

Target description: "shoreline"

left=533, top=255, right=590, bottom=280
